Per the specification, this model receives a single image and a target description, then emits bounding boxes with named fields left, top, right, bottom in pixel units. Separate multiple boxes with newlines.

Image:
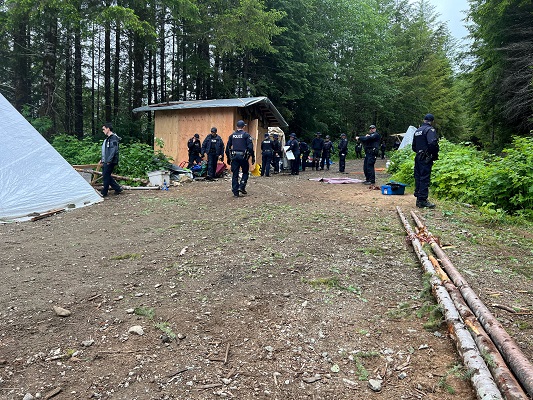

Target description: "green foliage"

left=390, top=137, right=533, bottom=216
left=51, top=134, right=101, bottom=165
left=51, top=134, right=173, bottom=179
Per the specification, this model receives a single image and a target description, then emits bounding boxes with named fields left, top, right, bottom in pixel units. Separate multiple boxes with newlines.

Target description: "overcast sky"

left=426, top=0, right=470, bottom=42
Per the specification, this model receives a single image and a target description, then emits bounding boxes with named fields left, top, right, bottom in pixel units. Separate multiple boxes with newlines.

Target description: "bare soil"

left=1, top=158, right=531, bottom=400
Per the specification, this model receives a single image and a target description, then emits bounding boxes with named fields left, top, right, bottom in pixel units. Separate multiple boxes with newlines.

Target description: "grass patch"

left=134, top=307, right=155, bottom=320
left=110, top=253, right=141, bottom=260
left=154, top=322, right=176, bottom=340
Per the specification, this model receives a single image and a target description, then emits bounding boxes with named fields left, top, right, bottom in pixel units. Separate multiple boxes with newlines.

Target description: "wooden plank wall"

left=154, top=107, right=269, bottom=169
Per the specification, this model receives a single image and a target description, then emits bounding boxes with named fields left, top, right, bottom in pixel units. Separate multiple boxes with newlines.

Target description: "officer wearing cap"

left=260, top=132, right=274, bottom=177
left=286, top=133, right=300, bottom=175
left=320, top=135, right=333, bottom=170
left=338, top=133, right=348, bottom=173
left=356, top=125, right=381, bottom=185
left=271, top=133, right=282, bottom=173
left=201, top=127, right=225, bottom=180
left=311, top=132, right=324, bottom=170
left=226, top=120, right=254, bottom=197
left=187, top=133, right=202, bottom=168
left=412, top=114, right=439, bottom=208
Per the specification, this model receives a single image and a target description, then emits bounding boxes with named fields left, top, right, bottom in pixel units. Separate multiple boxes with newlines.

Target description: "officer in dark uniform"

left=412, top=114, right=439, bottom=208
left=225, top=120, right=255, bottom=197
left=271, top=133, right=282, bottom=174
left=338, top=133, right=348, bottom=173
left=286, top=133, right=300, bottom=175
left=356, top=125, right=381, bottom=185
left=201, top=127, right=225, bottom=180
left=260, top=132, right=274, bottom=177
left=187, top=133, right=202, bottom=168
left=311, top=132, right=324, bottom=170
left=299, top=139, right=310, bottom=171
left=320, top=135, right=333, bottom=170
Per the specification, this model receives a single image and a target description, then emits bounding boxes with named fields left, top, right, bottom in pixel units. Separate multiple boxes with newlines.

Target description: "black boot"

left=416, top=199, right=436, bottom=209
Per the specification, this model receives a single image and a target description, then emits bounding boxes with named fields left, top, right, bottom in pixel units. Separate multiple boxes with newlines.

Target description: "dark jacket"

left=225, top=129, right=254, bottom=159
left=188, top=138, right=202, bottom=156
left=359, top=132, right=381, bottom=153
left=338, top=138, right=348, bottom=154
left=201, top=134, right=225, bottom=157
left=102, top=133, right=120, bottom=164
left=412, top=123, right=439, bottom=159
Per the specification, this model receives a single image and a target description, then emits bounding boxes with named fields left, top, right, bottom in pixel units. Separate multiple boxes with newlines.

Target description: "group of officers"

left=186, top=114, right=439, bottom=207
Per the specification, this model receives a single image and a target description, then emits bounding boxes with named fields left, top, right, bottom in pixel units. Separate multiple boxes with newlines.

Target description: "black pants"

left=188, top=153, right=201, bottom=168
left=320, top=152, right=331, bottom=170
left=261, top=153, right=273, bottom=176
left=231, top=154, right=249, bottom=194
left=301, top=153, right=309, bottom=171
left=207, top=152, right=218, bottom=178
left=273, top=155, right=280, bottom=173
left=414, top=153, right=433, bottom=200
left=339, top=152, right=346, bottom=172
left=291, top=156, right=300, bottom=175
left=312, top=151, right=321, bottom=169
left=363, top=152, right=377, bottom=183
left=101, top=162, right=121, bottom=195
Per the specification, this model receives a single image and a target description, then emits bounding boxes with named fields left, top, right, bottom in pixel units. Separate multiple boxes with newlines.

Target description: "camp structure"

left=0, top=93, right=103, bottom=222
left=399, top=126, right=417, bottom=149
left=133, top=97, right=288, bottom=168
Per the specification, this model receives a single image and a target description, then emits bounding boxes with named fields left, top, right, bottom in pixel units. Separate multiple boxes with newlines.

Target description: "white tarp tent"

left=399, top=125, right=417, bottom=150
left=0, top=93, right=102, bottom=222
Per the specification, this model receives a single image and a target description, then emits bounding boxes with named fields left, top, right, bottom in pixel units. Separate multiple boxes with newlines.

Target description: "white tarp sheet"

left=0, top=93, right=102, bottom=222
left=399, top=126, right=417, bottom=150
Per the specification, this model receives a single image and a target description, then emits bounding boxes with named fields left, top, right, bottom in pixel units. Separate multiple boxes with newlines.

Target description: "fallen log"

left=411, top=211, right=533, bottom=398
left=121, top=185, right=160, bottom=190
left=30, top=209, right=65, bottom=221
left=397, top=207, right=503, bottom=400
left=73, top=168, right=149, bottom=185
left=429, top=255, right=528, bottom=400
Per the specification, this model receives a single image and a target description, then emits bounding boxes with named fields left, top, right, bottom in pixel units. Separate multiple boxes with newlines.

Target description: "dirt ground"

left=1, top=158, right=532, bottom=400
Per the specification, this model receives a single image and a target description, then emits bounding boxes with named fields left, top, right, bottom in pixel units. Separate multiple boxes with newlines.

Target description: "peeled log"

left=429, top=256, right=528, bottom=400
left=397, top=207, right=503, bottom=400
left=411, top=211, right=533, bottom=398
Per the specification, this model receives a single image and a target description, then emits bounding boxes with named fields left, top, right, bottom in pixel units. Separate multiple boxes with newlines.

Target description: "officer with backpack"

left=320, top=135, right=333, bottom=170
left=260, top=132, right=274, bottom=177
left=201, top=127, right=225, bottom=180
left=412, top=114, right=439, bottom=208
left=271, top=133, right=282, bottom=174
left=338, top=133, right=348, bottom=173
left=311, top=132, right=324, bottom=170
left=226, top=120, right=255, bottom=197
left=356, top=124, right=381, bottom=185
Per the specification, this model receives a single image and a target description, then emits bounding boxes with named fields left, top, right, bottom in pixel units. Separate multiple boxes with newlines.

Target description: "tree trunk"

left=104, top=11, right=112, bottom=123
left=410, top=211, right=533, bottom=397
left=397, top=207, right=503, bottom=400
left=65, top=30, right=73, bottom=135
left=74, top=25, right=84, bottom=138
left=12, top=15, right=31, bottom=112
left=113, top=24, right=121, bottom=119
left=40, top=14, right=58, bottom=137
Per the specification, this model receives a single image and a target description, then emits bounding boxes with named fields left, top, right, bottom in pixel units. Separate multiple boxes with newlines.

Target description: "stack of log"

left=397, top=207, right=532, bottom=400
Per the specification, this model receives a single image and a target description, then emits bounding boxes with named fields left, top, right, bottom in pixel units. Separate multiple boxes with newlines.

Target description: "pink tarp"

left=309, top=177, right=365, bottom=184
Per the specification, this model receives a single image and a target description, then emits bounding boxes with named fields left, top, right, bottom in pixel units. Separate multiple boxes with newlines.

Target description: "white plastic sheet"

left=0, top=93, right=102, bottom=222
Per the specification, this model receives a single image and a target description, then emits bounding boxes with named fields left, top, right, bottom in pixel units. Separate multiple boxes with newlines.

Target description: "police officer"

left=311, top=132, right=324, bottom=170
left=286, top=133, right=300, bottom=175
left=201, top=127, right=225, bottom=180
left=321, top=135, right=333, bottom=170
left=187, top=133, right=202, bottom=168
left=260, top=132, right=274, bottom=177
left=356, top=125, right=381, bottom=185
left=299, top=139, right=310, bottom=171
left=226, top=120, right=255, bottom=197
left=338, top=133, right=348, bottom=173
left=271, top=133, right=282, bottom=174
left=412, top=114, right=439, bottom=208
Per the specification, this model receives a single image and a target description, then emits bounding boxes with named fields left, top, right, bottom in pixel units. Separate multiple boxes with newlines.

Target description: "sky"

left=425, top=0, right=470, bottom=42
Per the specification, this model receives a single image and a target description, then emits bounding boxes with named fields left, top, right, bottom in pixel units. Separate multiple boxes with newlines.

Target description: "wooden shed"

left=133, top=97, right=288, bottom=168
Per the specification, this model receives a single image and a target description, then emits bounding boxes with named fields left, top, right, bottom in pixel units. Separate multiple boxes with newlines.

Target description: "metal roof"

left=132, top=96, right=288, bottom=128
